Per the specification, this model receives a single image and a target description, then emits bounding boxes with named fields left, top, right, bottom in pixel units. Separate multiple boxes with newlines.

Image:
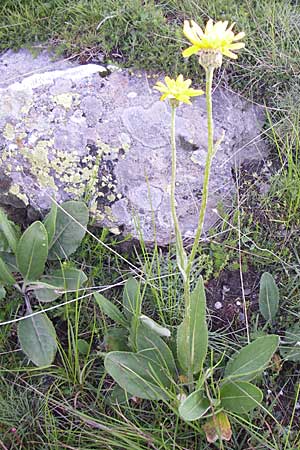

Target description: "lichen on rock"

left=0, top=49, right=268, bottom=245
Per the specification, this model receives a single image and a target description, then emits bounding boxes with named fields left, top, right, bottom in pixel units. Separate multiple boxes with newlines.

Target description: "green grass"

left=1, top=0, right=300, bottom=449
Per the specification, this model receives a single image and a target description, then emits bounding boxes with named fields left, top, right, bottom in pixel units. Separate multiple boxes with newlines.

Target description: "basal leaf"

left=48, top=201, right=88, bottom=260
left=18, top=313, right=57, bottom=366
left=44, top=202, right=57, bottom=246
left=104, top=351, right=170, bottom=400
left=94, top=292, right=128, bottom=327
left=259, top=272, right=279, bottom=323
left=179, top=389, right=211, bottom=421
left=0, top=208, right=19, bottom=253
left=137, top=322, right=177, bottom=377
left=177, top=277, right=208, bottom=374
left=220, top=381, right=263, bottom=414
left=34, top=267, right=87, bottom=302
left=0, top=256, right=16, bottom=285
left=280, top=325, right=300, bottom=362
left=123, top=277, right=141, bottom=319
left=16, top=222, right=48, bottom=282
left=224, top=335, right=279, bottom=381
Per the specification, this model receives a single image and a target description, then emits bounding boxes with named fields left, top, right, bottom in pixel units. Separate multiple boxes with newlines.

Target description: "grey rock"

left=0, top=49, right=267, bottom=245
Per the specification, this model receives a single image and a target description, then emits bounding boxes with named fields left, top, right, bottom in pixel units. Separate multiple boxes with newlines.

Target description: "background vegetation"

left=0, top=0, right=300, bottom=449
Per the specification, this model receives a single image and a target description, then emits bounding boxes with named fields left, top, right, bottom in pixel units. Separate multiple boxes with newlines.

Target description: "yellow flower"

left=154, top=74, right=204, bottom=105
left=182, top=19, right=245, bottom=60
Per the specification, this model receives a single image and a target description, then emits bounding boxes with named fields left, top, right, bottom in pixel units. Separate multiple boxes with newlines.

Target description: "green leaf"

left=280, top=325, right=300, bottom=362
left=0, top=286, right=6, bottom=300
left=0, top=208, right=19, bottom=253
left=77, top=339, right=90, bottom=355
left=177, top=277, right=208, bottom=374
left=44, top=202, right=57, bottom=245
left=140, top=314, right=171, bottom=337
left=16, top=222, right=48, bottom=282
left=104, top=351, right=170, bottom=400
left=123, top=277, right=141, bottom=319
left=259, top=272, right=279, bottom=322
left=104, top=328, right=129, bottom=351
left=107, top=385, right=132, bottom=405
left=94, top=292, right=128, bottom=327
left=48, top=201, right=89, bottom=260
left=0, top=256, right=16, bottom=285
left=34, top=267, right=87, bottom=302
left=0, top=252, right=18, bottom=272
left=137, top=322, right=177, bottom=377
left=18, top=313, right=57, bottom=366
left=220, top=381, right=263, bottom=414
left=178, top=390, right=211, bottom=421
left=224, top=335, right=279, bottom=381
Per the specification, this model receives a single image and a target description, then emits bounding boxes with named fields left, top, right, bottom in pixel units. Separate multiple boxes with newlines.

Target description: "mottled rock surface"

left=0, top=49, right=267, bottom=245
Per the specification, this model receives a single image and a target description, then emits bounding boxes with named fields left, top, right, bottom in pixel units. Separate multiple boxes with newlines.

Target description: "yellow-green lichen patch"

left=21, top=140, right=57, bottom=190
left=53, top=93, right=76, bottom=110
left=9, top=184, right=29, bottom=205
left=3, top=123, right=15, bottom=141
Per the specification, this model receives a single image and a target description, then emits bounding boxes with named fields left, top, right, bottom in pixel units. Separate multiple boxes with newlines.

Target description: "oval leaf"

left=94, top=292, right=128, bottom=327
left=48, top=201, right=89, bottom=260
left=137, top=322, right=177, bottom=377
left=34, top=267, right=87, bottom=302
left=0, top=256, right=16, bottom=285
left=220, top=381, right=263, bottom=414
left=18, top=313, right=57, bottom=366
left=224, top=335, right=279, bottom=381
left=104, top=351, right=170, bottom=400
left=16, top=222, right=48, bottom=281
left=177, top=277, right=208, bottom=374
left=179, top=390, right=211, bottom=421
left=259, top=272, right=279, bottom=322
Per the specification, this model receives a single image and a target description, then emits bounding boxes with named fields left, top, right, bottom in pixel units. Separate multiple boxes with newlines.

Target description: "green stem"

left=170, top=104, right=185, bottom=269
left=187, top=66, right=215, bottom=275
left=170, top=103, right=193, bottom=387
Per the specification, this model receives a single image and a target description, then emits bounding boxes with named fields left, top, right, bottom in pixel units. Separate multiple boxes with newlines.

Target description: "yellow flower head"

left=182, top=19, right=245, bottom=63
left=154, top=74, right=204, bottom=105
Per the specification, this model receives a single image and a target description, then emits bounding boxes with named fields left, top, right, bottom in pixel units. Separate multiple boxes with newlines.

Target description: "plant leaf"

left=137, top=322, right=177, bottom=377
left=0, top=256, right=16, bottom=285
left=18, top=313, right=57, bottom=366
left=259, top=272, right=279, bottom=322
left=34, top=267, right=87, bottom=302
left=123, top=277, right=141, bottom=319
left=177, top=277, right=208, bottom=374
left=140, top=314, right=171, bottom=337
left=104, top=328, right=129, bottom=351
left=224, top=335, right=279, bottom=381
left=178, top=389, right=211, bottom=421
left=203, top=412, right=232, bottom=443
left=0, top=208, right=19, bottom=253
left=220, top=381, right=263, bottom=414
left=48, top=201, right=89, bottom=260
left=104, top=351, right=170, bottom=400
left=94, top=292, right=128, bottom=327
left=16, top=222, right=48, bottom=282
left=44, top=202, right=57, bottom=245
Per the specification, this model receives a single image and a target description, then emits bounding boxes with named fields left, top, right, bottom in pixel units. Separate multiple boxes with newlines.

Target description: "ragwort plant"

left=101, top=19, right=280, bottom=443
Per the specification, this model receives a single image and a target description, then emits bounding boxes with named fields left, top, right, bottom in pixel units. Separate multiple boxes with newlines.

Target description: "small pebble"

left=214, top=301, right=223, bottom=310
left=236, top=300, right=241, bottom=306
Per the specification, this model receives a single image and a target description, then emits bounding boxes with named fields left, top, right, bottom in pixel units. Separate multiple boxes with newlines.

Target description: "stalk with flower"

left=103, top=18, right=279, bottom=445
